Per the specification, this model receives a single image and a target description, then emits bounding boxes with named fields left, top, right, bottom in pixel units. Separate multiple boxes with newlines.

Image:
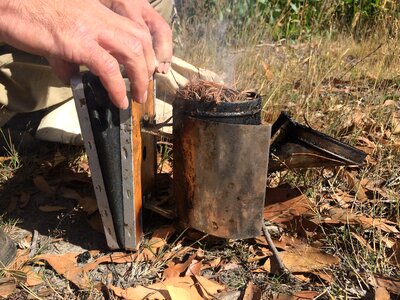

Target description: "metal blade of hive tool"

left=120, top=84, right=137, bottom=250
left=71, top=72, right=142, bottom=250
left=71, top=73, right=119, bottom=249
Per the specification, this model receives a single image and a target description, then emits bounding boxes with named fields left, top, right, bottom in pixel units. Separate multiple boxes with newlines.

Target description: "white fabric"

left=35, top=57, right=221, bottom=144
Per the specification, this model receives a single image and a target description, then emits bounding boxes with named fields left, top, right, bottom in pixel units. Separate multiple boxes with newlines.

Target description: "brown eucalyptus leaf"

left=164, top=253, right=196, bottom=278
left=264, top=245, right=340, bottom=273
left=19, top=191, right=30, bottom=208
left=392, top=112, right=400, bottom=134
left=375, top=287, right=390, bottom=300
left=0, top=277, right=16, bottom=298
left=375, top=275, right=400, bottom=295
left=243, top=282, right=261, bottom=300
left=38, top=205, right=67, bottom=212
left=264, top=185, right=315, bottom=223
left=33, top=175, right=55, bottom=196
left=109, top=276, right=224, bottom=300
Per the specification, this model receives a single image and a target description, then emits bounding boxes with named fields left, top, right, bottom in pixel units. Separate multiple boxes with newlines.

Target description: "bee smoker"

left=173, top=93, right=272, bottom=239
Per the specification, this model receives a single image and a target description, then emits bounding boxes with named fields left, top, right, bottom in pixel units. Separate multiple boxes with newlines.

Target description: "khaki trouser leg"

left=0, top=0, right=174, bottom=127
left=150, top=0, right=174, bottom=24
left=0, top=51, right=74, bottom=126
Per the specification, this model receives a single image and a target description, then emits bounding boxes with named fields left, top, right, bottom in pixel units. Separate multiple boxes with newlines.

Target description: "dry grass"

left=0, top=5, right=399, bottom=300
left=173, top=7, right=400, bottom=298
left=0, top=129, right=21, bottom=183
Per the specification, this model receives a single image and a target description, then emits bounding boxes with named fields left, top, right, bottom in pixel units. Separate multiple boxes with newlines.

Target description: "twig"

left=140, top=128, right=174, bottom=139
left=29, top=230, right=39, bottom=258
left=339, top=43, right=383, bottom=80
left=261, top=223, right=286, bottom=273
left=157, top=141, right=173, bottom=147
left=262, top=222, right=297, bottom=283
left=177, top=79, right=249, bottom=103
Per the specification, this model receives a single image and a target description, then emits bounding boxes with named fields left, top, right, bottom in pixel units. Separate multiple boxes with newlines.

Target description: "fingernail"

left=155, top=62, right=170, bottom=74
left=163, top=62, right=171, bottom=74
left=121, top=96, right=129, bottom=109
left=159, top=63, right=165, bottom=74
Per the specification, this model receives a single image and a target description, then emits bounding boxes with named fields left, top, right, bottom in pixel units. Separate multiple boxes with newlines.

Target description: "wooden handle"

left=131, top=102, right=143, bottom=244
left=141, top=80, right=157, bottom=197
left=131, top=80, right=156, bottom=243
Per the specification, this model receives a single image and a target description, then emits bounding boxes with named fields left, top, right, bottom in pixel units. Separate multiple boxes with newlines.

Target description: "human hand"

left=0, top=0, right=172, bottom=108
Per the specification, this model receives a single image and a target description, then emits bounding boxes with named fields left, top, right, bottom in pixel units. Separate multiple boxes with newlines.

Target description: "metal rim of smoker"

left=174, top=91, right=262, bottom=125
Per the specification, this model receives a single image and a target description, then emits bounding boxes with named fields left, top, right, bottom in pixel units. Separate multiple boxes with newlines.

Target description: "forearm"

left=0, top=0, right=14, bottom=41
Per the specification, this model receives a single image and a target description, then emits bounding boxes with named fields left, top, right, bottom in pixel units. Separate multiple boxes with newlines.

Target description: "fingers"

left=74, top=0, right=173, bottom=106
left=124, top=55, right=150, bottom=104
left=106, top=2, right=157, bottom=78
left=83, top=43, right=129, bottom=109
left=141, top=1, right=173, bottom=74
left=98, top=27, right=153, bottom=102
left=47, top=58, right=79, bottom=85
left=157, top=62, right=171, bottom=74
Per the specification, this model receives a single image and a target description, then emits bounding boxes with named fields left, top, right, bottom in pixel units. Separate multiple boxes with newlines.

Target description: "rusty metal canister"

left=173, top=95, right=271, bottom=239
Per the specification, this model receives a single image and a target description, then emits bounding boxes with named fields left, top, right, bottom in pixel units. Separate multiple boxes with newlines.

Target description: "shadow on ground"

left=0, top=130, right=173, bottom=253
left=0, top=133, right=109, bottom=252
